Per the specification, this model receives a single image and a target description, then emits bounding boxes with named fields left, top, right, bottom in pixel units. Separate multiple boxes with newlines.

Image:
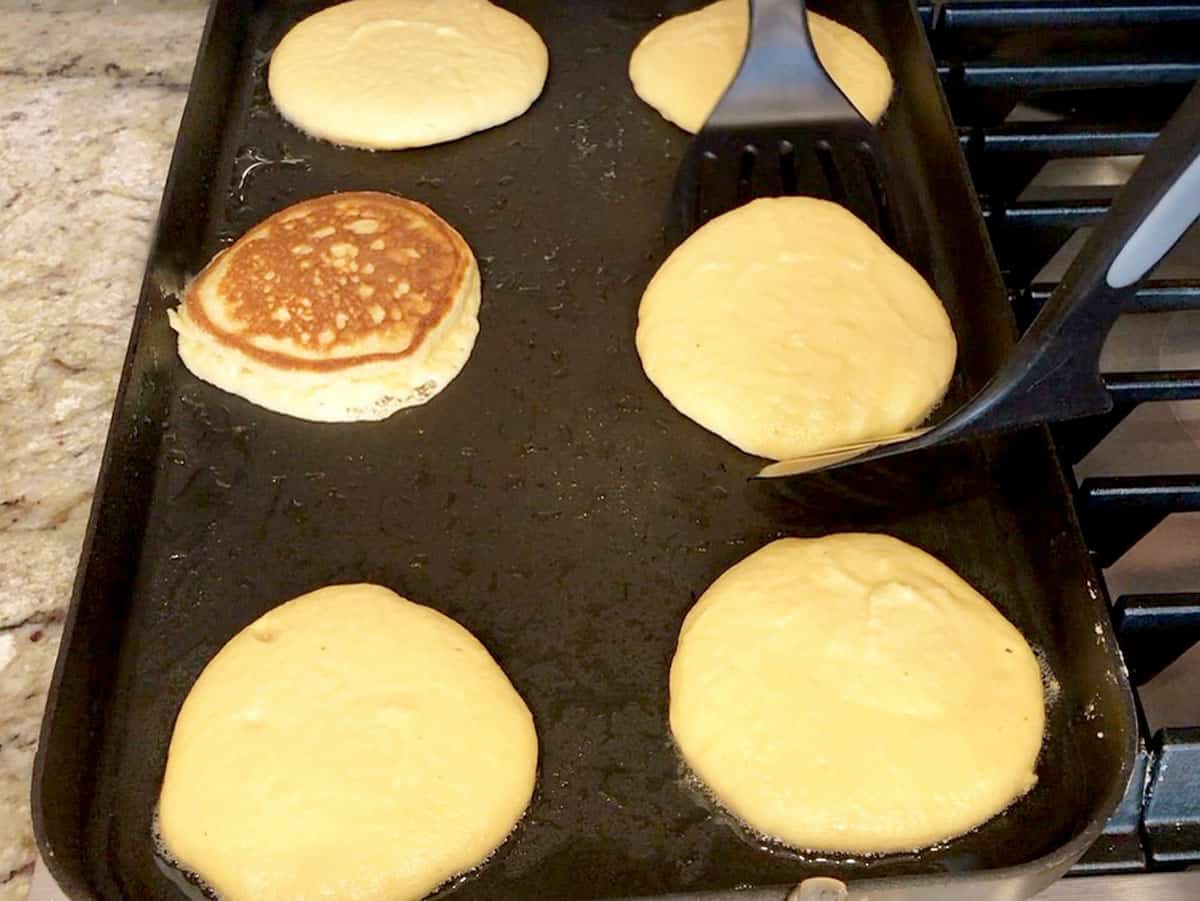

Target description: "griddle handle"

left=945, top=81, right=1200, bottom=440
left=788, top=876, right=981, bottom=900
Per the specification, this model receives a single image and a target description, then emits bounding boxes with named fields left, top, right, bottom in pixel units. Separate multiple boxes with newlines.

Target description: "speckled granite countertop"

left=0, top=3, right=206, bottom=897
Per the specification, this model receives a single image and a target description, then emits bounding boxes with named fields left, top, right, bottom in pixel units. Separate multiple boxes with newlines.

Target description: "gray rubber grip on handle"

left=1107, top=153, right=1200, bottom=288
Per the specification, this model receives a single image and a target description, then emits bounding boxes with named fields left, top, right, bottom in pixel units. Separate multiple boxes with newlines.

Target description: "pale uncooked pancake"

left=169, top=191, right=481, bottom=422
left=630, top=0, right=892, bottom=133
left=269, top=0, right=548, bottom=149
left=670, top=534, right=1045, bottom=853
left=157, top=583, right=537, bottom=901
left=636, top=197, right=957, bottom=460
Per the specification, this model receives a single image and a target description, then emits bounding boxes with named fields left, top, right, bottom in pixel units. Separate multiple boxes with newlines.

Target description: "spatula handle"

left=948, top=81, right=1200, bottom=438
left=708, top=0, right=855, bottom=129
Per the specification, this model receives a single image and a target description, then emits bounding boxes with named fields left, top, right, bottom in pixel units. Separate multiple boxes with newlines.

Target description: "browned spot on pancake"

left=183, top=192, right=471, bottom=371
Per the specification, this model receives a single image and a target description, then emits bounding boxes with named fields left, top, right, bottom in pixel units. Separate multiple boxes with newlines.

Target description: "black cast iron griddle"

left=33, top=1, right=1136, bottom=899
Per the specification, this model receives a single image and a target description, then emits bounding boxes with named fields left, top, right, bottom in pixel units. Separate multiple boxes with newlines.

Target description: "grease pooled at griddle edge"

left=152, top=809, right=215, bottom=901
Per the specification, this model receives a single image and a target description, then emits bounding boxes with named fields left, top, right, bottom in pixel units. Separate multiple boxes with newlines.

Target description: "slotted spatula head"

left=672, top=0, right=897, bottom=243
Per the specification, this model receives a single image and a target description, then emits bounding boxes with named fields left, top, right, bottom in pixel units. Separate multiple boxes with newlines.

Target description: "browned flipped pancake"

left=187, top=192, right=471, bottom=367
left=169, top=192, right=481, bottom=421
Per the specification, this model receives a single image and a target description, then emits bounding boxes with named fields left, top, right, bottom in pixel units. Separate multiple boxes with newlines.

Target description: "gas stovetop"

left=920, top=0, right=1200, bottom=892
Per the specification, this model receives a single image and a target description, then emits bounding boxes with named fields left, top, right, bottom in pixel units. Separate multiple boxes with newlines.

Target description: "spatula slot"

left=736, top=145, right=759, bottom=205
left=779, top=140, right=798, bottom=195
left=694, top=148, right=725, bottom=226
left=814, top=139, right=843, bottom=206
left=856, top=141, right=895, bottom=247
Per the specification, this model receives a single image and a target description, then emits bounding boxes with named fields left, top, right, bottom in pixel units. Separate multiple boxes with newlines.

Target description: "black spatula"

left=671, top=0, right=896, bottom=242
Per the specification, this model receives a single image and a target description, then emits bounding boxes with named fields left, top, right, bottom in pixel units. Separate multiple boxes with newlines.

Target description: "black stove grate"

left=918, top=0, right=1200, bottom=874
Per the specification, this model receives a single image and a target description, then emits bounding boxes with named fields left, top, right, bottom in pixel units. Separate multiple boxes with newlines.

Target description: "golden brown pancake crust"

left=183, top=192, right=471, bottom=371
